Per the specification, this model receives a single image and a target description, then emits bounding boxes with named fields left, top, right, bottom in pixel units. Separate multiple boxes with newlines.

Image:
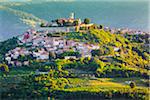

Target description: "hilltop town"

left=40, top=13, right=149, bottom=35
left=4, top=13, right=149, bottom=67
left=0, top=13, right=149, bottom=99
left=5, top=29, right=100, bottom=66
left=3, top=13, right=101, bottom=66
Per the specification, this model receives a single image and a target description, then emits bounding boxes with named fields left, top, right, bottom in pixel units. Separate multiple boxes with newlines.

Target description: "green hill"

left=65, top=29, right=149, bottom=77
left=0, top=29, right=149, bottom=99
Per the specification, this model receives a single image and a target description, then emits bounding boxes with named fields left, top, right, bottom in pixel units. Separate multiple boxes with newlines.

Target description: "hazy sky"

left=0, top=0, right=149, bottom=2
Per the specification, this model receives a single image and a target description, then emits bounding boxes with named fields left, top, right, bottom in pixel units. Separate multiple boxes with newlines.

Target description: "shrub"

left=130, top=81, right=136, bottom=89
left=84, top=18, right=90, bottom=24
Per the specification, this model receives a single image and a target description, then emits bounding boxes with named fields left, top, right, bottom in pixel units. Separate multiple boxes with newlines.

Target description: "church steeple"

left=70, top=12, right=75, bottom=19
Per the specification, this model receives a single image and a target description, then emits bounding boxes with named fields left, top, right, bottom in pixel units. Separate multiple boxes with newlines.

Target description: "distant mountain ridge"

left=0, top=0, right=75, bottom=2
left=0, top=0, right=148, bottom=2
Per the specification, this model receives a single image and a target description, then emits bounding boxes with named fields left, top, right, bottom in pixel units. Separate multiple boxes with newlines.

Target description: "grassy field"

left=51, top=78, right=149, bottom=100
left=67, top=78, right=148, bottom=88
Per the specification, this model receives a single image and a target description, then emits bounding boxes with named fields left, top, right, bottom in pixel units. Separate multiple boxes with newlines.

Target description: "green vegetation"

left=84, top=18, right=90, bottom=24
left=47, top=32, right=66, bottom=37
left=65, top=30, right=149, bottom=76
left=130, top=81, right=136, bottom=89
left=73, top=20, right=79, bottom=26
left=50, top=78, right=148, bottom=99
left=57, top=51, right=80, bottom=59
left=0, top=63, right=9, bottom=73
left=0, top=29, right=149, bottom=99
left=124, top=33, right=149, bottom=44
left=65, top=32, right=98, bottom=43
left=99, top=24, right=104, bottom=29
left=17, top=55, right=35, bottom=62
left=0, top=37, right=18, bottom=63
left=0, top=37, right=18, bottom=55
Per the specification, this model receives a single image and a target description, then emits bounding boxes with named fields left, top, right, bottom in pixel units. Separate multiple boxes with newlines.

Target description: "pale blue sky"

left=1, top=0, right=149, bottom=2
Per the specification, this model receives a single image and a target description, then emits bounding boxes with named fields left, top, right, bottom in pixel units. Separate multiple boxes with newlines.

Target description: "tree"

left=143, top=52, right=149, bottom=60
left=130, top=81, right=136, bottom=88
left=74, top=20, right=79, bottom=26
left=58, top=51, right=80, bottom=59
left=0, top=37, right=18, bottom=55
left=91, top=49, right=104, bottom=57
left=99, top=25, right=104, bottom=29
left=18, top=55, right=26, bottom=62
left=0, top=63, right=9, bottom=73
left=84, top=18, right=90, bottom=24
left=40, top=23, right=45, bottom=27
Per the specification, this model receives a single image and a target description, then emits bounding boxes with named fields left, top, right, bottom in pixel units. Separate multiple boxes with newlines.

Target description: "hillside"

left=0, top=29, right=149, bottom=99
left=65, top=29, right=149, bottom=77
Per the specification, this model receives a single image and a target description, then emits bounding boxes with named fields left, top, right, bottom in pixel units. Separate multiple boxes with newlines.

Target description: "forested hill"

left=0, top=29, right=149, bottom=99
left=66, top=29, right=149, bottom=68
left=0, top=29, right=149, bottom=77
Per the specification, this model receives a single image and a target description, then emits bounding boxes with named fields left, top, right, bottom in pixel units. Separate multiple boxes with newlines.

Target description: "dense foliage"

left=57, top=51, right=80, bottom=59
left=0, top=37, right=18, bottom=55
left=0, top=37, right=18, bottom=63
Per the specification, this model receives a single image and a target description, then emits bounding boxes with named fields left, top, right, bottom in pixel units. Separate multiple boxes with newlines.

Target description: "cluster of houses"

left=104, top=27, right=149, bottom=35
left=4, top=26, right=125, bottom=67
left=5, top=13, right=146, bottom=67
left=5, top=28, right=100, bottom=66
left=104, top=27, right=149, bottom=45
left=5, top=47, right=30, bottom=66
